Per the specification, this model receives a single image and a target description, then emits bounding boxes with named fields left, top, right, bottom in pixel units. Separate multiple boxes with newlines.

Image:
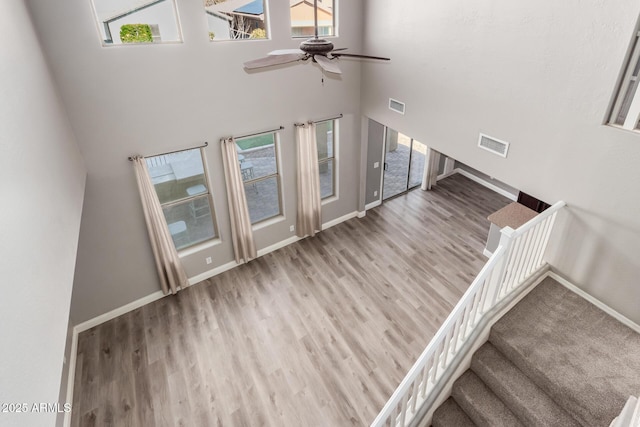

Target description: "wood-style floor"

left=71, top=174, right=510, bottom=427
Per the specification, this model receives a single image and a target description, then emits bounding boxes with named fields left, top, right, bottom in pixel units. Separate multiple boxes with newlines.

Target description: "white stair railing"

left=611, top=396, right=640, bottom=427
left=371, top=201, right=566, bottom=427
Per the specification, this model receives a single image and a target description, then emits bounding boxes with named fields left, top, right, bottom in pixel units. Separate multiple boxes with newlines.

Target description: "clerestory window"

left=91, top=0, right=183, bottom=45
left=608, top=27, right=640, bottom=131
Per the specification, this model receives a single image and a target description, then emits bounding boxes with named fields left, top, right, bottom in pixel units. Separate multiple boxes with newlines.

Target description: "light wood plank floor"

left=71, top=174, right=510, bottom=426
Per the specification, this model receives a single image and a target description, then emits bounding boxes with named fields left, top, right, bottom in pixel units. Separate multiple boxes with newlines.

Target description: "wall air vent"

left=389, top=98, right=405, bottom=115
left=478, top=133, right=510, bottom=158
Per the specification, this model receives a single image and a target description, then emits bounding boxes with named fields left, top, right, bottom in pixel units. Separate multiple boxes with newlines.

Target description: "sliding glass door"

left=382, top=128, right=426, bottom=200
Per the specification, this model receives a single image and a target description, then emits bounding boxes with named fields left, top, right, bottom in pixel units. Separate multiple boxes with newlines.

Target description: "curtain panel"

left=295, top=122, right=322, bottom=238
left=132, top=156, right=189, bottom=295
left=221, top=138, right=257, bottom=263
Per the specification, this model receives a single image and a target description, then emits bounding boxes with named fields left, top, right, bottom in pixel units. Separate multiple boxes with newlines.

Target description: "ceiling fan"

left=243, top=0, right=390, bottom=75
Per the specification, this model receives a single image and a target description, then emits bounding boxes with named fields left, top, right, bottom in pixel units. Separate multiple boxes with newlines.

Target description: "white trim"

left=436, top=170, right=457, bottom=182
left=454, top=168, right=518, bottom=201
left=483, top=248, right=493, bottom=258
left=257, top=235, right=301, bottom=257
left=75, top=290, right=165, bottom=334
left=187, top=259, right=239, bottom=286
left=63, top=329, right=79, bottom=427
left=548, top=271, right=640, bottom=334
left=365, top=200, right=382, bottom=211
left=357, top=211, right=366, bottom=218
left=416, top=268, right=549, bottom=427
left=322, top=210, right=358, bottom=230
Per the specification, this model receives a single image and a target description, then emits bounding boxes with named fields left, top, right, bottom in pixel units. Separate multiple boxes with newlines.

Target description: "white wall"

left=27, top=0, right=364, bottom=323
left=361, top=0, right=640, bottom=324
left=0, top=0, right=86, bottom=425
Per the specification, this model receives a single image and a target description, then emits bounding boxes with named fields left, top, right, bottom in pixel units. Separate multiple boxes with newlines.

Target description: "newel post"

left=484, top=227, right=516, bottom=311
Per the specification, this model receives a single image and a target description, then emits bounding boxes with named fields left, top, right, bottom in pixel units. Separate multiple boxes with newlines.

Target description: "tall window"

left=290, top=0, right=335, bottom=38
left=145, top=148, right=217, bottom=250
left=204, top=0, right=268, bottom=41
left=608, top=28, right=640, bottom=131
left=316, top=119, right=336, bottom=199
left=91, top=0, right=182, bottom=45
left=235, top=132, right=282, bottom=224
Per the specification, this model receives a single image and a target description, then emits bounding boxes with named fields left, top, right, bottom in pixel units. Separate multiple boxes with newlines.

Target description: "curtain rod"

left=294, top=113, right=343, bottom=127
left=128, top=141, right=209, bottom=161
left=224, top=125, right=285, bottom=142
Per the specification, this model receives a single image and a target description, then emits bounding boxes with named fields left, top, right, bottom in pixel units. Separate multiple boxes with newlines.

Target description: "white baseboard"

left=322, top=210, right=358, bottom=230
left=63, top=329, right=79, bottom=427
left=357, top=211, right=366, bottom=218
left=483, top=248, right=493, bottom=258
left=454, top=168, right=518, bottom=201
left=436, top=170, right=458, bottom=181
left=365, top=200, right=382, bottom=211
left=548, top=271, right=640, bottom=334
left=75, top=289, right=165, bottom=334
left=188, top=259, right=239, bottom=286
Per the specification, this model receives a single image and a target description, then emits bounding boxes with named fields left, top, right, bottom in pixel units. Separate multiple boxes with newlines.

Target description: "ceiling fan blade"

left=332, top=47, right=349, bottom=52
left=314, top=54, right=342, bottom=74
left=244, top=53, right=305, bottom=70
left=331, top=53, right=391, bottom=61
left=269, top=49, right=305, bottom=56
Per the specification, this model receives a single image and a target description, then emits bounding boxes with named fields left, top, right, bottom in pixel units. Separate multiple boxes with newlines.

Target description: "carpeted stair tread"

left=452, top=370, right=523, bottom=427
left=431, top=397, right=476, bottom=427
left=490, top=277, right=640, bottom=427
left=471, top=342, right=581, bottom=427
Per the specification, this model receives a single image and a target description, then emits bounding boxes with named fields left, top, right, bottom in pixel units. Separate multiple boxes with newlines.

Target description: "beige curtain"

left=221, top=138, right=257, bottom=263
left=295, top=122, right=322, bottom=238
left=422, top=147, right=441, bottom=191
left=132, top=156, right=189, bottom=295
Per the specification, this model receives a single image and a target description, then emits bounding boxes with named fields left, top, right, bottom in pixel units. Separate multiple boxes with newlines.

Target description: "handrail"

left=611, top=396, right=640, bottom=427
left=371, top=201, right=566, bottom=427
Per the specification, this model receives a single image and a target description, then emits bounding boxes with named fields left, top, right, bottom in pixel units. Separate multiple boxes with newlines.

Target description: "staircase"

left=432, top=277, right=640, bottom=427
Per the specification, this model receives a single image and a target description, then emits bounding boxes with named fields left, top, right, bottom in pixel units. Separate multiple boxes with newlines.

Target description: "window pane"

left=146, top=149, right=207, bottom=204
left=205, top=0, right=268, bottom=41
left=291, top=0, right=334, bottom=37
left=409, top=140, right=427, bottom=189
left=319, top=159, right=334, bottom=199
left=92, top=0, right=182, bottom=45
left=245, top=177, right=281, bottom=223
left=163, top=198, right=216, bottom=250
left=316, top=120, right=334, bottom=160
left=236, top=134, right=277, bottom=180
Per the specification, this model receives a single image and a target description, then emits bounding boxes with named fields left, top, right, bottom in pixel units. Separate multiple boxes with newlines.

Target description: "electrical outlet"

left=290, top=225, right=295, bottom=232
left=374, top=190, right=378, bottom=197
left=374, top=161, right=379, bottom=168
left=205, top=257, right=212, bottom=265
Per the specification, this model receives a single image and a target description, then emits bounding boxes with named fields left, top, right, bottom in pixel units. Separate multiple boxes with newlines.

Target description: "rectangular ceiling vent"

left=478, top=133, right=510, bottom=158
left=389, top=98, right=405, bottom=115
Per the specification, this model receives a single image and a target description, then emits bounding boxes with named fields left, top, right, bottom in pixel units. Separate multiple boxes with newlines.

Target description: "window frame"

left=235, top=131, right=284, bottom=225
left=290, top=0, right=337, bottom=39
left=204, top=0, right=270, bottom=42
left=608, top=27, right=640, bottom=131
left=145, top=147, right=219, bottom=251
left=90, top=0, right=184, bottom=46
left=316, top=118, right=338, bottom=201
